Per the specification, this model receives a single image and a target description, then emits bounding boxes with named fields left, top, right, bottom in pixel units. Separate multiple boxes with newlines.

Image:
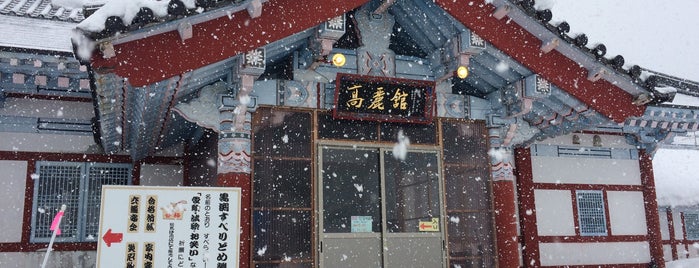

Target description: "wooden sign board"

left=334, top=73, right=435, bottom=124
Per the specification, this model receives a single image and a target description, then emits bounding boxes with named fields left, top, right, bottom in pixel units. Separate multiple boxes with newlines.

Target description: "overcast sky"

left=545, top=0, right=699, bottom=81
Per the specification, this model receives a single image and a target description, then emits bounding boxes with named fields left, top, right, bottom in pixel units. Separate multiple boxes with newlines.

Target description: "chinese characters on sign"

left=97, top=186, right=241, bottom=268
left=334, top=73, right=435, bottom=124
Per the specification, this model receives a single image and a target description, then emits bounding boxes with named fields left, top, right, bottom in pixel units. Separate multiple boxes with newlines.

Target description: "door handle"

left=320, top=241, right=323, bottom=253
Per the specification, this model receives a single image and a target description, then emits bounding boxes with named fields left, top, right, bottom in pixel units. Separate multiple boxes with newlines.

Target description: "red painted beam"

left=90, top=0, right=370, bottom=87
left=435, top=0, right=645, bottom=122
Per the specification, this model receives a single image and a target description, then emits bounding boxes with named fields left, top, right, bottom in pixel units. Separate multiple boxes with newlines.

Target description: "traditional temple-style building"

left=2, top=0, right=699, bottom=267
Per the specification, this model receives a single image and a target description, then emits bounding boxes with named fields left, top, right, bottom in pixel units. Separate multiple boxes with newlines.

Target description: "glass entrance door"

left=318, top=146, right=445, bottom=268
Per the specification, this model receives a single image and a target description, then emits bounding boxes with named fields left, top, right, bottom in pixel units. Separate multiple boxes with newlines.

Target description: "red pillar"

left=490, top=145, right=521, bottom=268
left=493, top=180, right=520, bottom=267
left=217, top=173, right=251, bottom=268
left=639, top=150, right=666, bottom=267
left=515, top=147, right=539, bottom=267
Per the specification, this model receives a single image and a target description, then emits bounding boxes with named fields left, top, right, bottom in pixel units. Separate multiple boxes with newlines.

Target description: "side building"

left=0, top=0, right=186, bottom=266
left=1, top=0, right=699, bottom=267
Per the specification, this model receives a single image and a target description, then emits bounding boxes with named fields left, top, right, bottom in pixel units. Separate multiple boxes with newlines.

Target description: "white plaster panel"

left=0, top=161, right=27, bottom=243
left=608, top=191, right=648, bottom=235
left=140, top=164, right=184, bottom=186
left=532, top=156, right=641, bottom=185
left=679, top=247, right=688, bottom=259
left=534, top=189, right=575, bottom=236
left=663, top=245, right=673, bottom=262
left=0, top=132, right=94, bottom=153
left=689, top=245, right=699, bottom=258
left=659, top=209, right=670, bottom=240
left=536, top=133, right=635, bottom=149
left=0, top=98, right=94, bottom=120
left=539, top=242, right=651, bottom=266
left=674, top=211, right=685, bottom=240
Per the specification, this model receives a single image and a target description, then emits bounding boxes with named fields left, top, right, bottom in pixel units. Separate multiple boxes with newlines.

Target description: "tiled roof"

left=0, top=0, right=84, bottom=22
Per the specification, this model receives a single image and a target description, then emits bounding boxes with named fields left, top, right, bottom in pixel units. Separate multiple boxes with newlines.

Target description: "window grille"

left=31, top=162, right=131, bottom=243
left=576, top=190, right=608, bottom=236
left=685, top=213, right=699, bottom=240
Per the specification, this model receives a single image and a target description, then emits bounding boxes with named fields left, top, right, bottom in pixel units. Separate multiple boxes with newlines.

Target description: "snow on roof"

left=75, top=0, right=177, bottom=33
left=0, top=14, right=77, bottom=52
left=0, top=0, right=87, bottom=22
left=653, top=148, right=699, bottom=207
left=668, top=93, right=699, bottom=107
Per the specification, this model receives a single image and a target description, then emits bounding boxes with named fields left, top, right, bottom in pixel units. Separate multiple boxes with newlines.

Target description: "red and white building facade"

left=1, top=0, right=698, bottom=267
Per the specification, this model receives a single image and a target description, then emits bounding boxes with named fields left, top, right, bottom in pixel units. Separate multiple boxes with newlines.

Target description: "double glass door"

left=318, top=146, right=445, bottom=268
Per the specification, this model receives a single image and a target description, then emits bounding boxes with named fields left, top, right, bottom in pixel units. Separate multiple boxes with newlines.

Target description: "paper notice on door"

left=351, top=216, right=373, bottom=233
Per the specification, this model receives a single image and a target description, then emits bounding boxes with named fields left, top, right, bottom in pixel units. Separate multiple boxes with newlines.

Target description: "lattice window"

left=685, top=212, right=699, bottom=240
left=576, top=190, right=608, bottom=236
left=31, top=162, right=131, bottom=243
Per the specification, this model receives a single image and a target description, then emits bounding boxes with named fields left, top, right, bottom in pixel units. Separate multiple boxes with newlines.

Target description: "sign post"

left=41, top=204, right=66, bottom=268
left=96, top=186, right=241, bottom=268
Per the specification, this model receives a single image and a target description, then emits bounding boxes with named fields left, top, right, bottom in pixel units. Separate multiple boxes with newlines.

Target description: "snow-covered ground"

left=667, top=257, right=699, bottom=268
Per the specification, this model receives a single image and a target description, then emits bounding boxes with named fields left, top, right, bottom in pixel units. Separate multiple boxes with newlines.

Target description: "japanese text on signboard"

left=334, top=73, right=435, bottom=124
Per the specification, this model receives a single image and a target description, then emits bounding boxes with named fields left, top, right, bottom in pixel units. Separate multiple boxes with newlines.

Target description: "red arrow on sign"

left=102, top=228, right=123, bottom=247
left=419, top=223, right=432, bottom=230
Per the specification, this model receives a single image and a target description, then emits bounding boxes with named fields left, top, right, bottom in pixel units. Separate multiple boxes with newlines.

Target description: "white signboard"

left=96, top=185, right=241, bottom=268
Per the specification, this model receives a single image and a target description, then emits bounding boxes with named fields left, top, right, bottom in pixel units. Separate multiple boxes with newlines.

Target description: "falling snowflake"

left=392, top=130, right=410, bottom=160
left=245, top=49, right=265, bottom=68
left=257, top=245, right=267, bottom=256
left=495, top=61, right=509, bottom=73
left=282, top=134, right=289, bottom=143
left=327, top=16, right=344, bottom=30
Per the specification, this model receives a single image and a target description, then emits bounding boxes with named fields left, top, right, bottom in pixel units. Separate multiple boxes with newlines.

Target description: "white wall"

left=0, top=160, right=27, bottom=243
left=660, top=209, right=670, bottom=240
left=539, top=242, right=651, bottom=266
left=0, top=132, right=94, bottom=153
left=0, top=98, right=94, bottom=120
left=534, top=189, right=575, bottom=236
left=608, top=191, right=647, bottom=235
left=536, top=134, right=636, bottom=149
left=674, top=211, right=685, bottom=240
left=0, top=251, right=96, bottom=268
left=139, top=164, right=184, bottom=186
left=531, top=156, right=641, bottom=185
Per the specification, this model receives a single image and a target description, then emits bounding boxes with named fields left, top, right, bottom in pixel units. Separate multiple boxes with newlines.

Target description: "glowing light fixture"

left=332, top=53, right=346, bottom=67
left=456, top=66, right=469, bottom=79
